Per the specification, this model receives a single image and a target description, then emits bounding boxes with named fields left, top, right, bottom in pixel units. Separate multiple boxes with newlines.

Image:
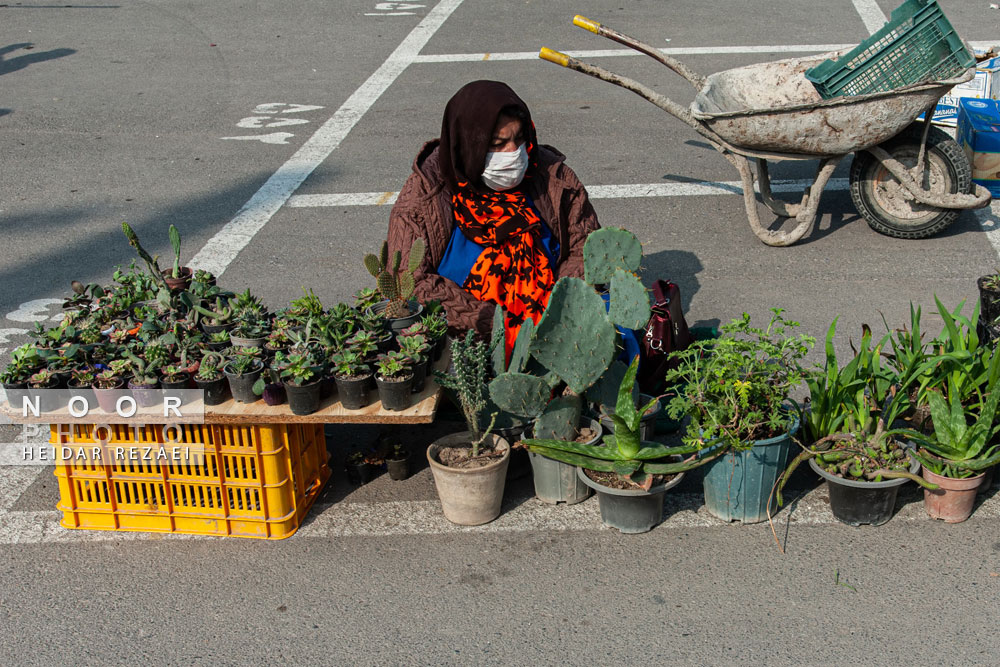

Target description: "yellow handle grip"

left=538, top=47, right=570, bottom=67
left=573, top=15, right=601, bottom=34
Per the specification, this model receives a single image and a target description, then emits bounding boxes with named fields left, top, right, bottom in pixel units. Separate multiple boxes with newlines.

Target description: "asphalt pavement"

left=2, top=1, right=1000, bottom=664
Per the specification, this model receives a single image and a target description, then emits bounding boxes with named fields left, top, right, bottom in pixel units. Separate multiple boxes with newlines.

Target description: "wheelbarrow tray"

left=690, top=50, right=973, bottom=157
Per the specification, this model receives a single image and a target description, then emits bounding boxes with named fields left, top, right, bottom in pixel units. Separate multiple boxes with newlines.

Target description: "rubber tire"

left=849, top=123, right=971, bottom=239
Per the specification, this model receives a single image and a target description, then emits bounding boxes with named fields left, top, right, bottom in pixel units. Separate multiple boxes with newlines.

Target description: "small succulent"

left=375, top=351, right=411, bottom=380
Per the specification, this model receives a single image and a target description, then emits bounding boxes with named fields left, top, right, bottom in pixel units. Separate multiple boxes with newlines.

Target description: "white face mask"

left=481, top=143, right=529, bottom=191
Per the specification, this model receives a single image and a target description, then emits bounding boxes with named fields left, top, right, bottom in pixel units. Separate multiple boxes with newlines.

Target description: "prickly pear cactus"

left=583, top=228, right=642, bottom=286
left=530, top=277, right=616, bottom=394
left=364, top=238, right=425, bottom=318
left=488, top=372, right=551, bottom=419
left=608, top=268, right=650, bottom=330
left=533, top=394, right=581, bottom=440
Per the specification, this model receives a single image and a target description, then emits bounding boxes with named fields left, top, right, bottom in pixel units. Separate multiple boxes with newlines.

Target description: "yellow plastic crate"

left=50, top=423, right=330, bottom=539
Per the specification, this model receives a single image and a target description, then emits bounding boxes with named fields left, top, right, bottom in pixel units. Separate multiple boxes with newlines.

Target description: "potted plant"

left=900, top=372, right=1000, bottom=522
left=163, top=224, right=193, bottom=291
left=363, top=239, right=426, bottom=332
left=67, top=367, right=97, bottom=409
left=353, top=287, right=381, bottom=312
left=396, top=333, right=430, bottom=393
left=193, top=353, right=228, bottom=406
left=776, top=320, right=934, bottom=527
left=385, top=443, right=410, bottom=481
left=664, top=309, right=814, bottom=524
left=331, top=349, right=372, bottom=410
left=429, top=330, right=509, bottom=525
left=93, top=366, right=127, bottom=413
left=27, top=368, right=62, bottom=413
left=1, top=344, right=41, bottom=407
left=192, top=297, right=236, bottom=334
left=420, top=311, right=449, bottom=361
left=205, top=330, right=231, bottom=351
left=977, top=268, right=1000, bottom=329
left=159, top=364, right=190, bottom=391
left=230, top=316, right=270, bottom=348
left=523, top=356, right=706, bottom=533
left=223, top=353, right=264, bottom=404
left=598, top=391, right=661, bottom=441
left=346, top=450, right=380, bottom=485
left=280, top=352, right=323, bottom=415
left=374, top=351, right=414, bottom=411
left=125, top=353, right=160, bottom=407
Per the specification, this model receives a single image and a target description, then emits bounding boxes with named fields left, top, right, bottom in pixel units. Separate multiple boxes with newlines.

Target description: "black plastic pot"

left=577, top=467, right=685, bottom=534
left=367, top=300, right=424, bottom=334
left=432, top=335, right=447, bottom=362
left=347, top=461, right=376, bottom=485
left=810, top=456, right=919, bottom=527
left=28, top=379, right=62, bottom=413
left=201, top=321, right=235, bottom=335
left=977, top=276, right=1000, bottom=324
left=223, top=361, right=264, bottom=404
left=193, top=376, right=228, bottom=406
left=204, top=340, right=230, bottom=352
left=376, top=374, right=414, bottom=411
left=230, top=334, right=267, bottom=349
left=410, top=357, right=428, bottom=393
left=320, top=374, right=335, bottom=400
left=66, top=381, right=97, bottom=412
left=284, top=378, right=322, bottom=416
left=335, top=374, right=372, bottom=410
left=386, top=456, right=410, bottom=481
left=160, top=373, right=191, bottom=391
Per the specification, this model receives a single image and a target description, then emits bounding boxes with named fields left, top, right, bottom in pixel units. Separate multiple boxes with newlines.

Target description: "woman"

left=386, top=80, right=600, bottom=352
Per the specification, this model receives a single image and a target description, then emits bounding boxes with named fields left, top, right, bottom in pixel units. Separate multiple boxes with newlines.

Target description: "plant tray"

left=805, top=0, right=974, bottom=98
left=50, top=422, right=330, bottom=539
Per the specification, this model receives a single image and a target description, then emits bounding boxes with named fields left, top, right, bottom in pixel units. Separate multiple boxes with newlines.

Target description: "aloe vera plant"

left=521, top=356, right=714, bottom=491
left=169, top=224, right=183, bottom=278
left=900, top=372, right=1000, bottom=479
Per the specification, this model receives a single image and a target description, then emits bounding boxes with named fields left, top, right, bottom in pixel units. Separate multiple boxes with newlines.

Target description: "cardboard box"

left=957, top=97, right=1000, bottom=196
left=921, top=55, right=1000, bottom=127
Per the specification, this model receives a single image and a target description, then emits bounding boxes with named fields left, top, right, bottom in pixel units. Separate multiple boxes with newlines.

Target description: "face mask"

left=481, top=143, right=529, bottom=191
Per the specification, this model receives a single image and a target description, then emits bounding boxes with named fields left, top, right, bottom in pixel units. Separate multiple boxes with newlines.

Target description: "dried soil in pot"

left=435, top=444, right=506, bottom=469
left=583, top=469, right=679, bottom=491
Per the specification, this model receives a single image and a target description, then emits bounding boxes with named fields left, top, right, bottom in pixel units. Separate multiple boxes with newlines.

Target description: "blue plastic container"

left=701, top=420, right=798, bottom=524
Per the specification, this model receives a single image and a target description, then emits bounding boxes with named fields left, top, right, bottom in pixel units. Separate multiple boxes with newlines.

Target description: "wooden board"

left=203, top=348, right=450, bottom=425
left=2, top=349, right=450, bottom=426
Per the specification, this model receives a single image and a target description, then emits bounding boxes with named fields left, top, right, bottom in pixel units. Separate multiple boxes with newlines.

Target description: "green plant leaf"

left=523, top=445, right=614, bottom=471
left=521, top=438, right=620, bottom=461
left=615, top=355, right=641, bottom=428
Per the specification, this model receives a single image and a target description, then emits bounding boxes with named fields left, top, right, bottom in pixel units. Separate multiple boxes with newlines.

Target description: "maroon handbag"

left=637, top=280, right=692, bottom=395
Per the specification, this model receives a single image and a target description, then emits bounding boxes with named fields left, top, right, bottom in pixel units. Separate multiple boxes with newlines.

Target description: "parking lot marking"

left=188, top=0, right=467, bottom=278
left=288, top=178, right=851, bottom=208
left=852, top=0, right=887, bottom=35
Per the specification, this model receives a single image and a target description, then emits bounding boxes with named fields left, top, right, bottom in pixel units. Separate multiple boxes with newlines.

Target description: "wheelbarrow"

left=539, top=16, right=992, bottom=246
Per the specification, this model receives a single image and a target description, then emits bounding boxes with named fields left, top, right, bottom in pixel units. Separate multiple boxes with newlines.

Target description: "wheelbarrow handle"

left=538, top=47, right=708, bottom=139
left=572, top=15, right=706, bottom=90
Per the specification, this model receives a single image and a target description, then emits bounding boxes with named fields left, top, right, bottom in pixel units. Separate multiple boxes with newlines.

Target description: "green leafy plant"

left=280, top=353, right=317, bottom=386
left=900, top=371, right=1000, bottom=478
left=94, top=369, right=121, bottom=389
left=980, top=270, right=1000, bottom=291
left=231, top=315, right=270, bottom=340
left=331, top=349, right=370, bottom=379
left=224, top=354, right=260, bottom=376
left=160, top=365, right=187, bottom=384
left=287, top=288, right=324, bottom=323
left=364, top=239, right=426, bottom=319
left=196, top=353, right=223, bottom=381
left=354, top=287, right=381, bottom=311
left=347, top=331, right=379, bottom=359
left=523, top=356, right=712, bottom=490
left=665, top=309, right=814, bottom=452
left=432, top=330, right=496, bottom=458
left=28, top=369, right=57, bottom=387
left=396, top=333, right=429, bottom=364
left=375, top=350, right=411, bottom=380
left=0, top=345, right=42, bottom=384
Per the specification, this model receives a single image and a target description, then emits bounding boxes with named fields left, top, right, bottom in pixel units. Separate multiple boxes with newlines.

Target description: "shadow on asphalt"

left=0, top=43, right=76, bottom=77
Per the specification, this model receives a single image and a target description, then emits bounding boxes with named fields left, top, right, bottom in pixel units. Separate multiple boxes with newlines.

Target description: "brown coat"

left=386, top=140, right=600, bottom=336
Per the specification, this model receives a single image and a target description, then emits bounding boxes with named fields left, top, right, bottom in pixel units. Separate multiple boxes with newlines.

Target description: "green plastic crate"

left=805, top=0, right=974, bottom=99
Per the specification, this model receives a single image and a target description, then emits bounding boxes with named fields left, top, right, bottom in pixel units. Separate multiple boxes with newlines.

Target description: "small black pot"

left=193, top=375, right=229, bottom=406
left=230, top=334, right=267, bottom=349
left=410, top=357, right=428, bottom=393
left=335, top=374, right=372, bottom=410
left=223, top=361, right=264, bottom=404
left=346, top=461, right=376, bottom=485
left=160, top=373, right=191, bottom=391
left=284, top=378, right=323, bottom=416
left=376, top=374, right=414, bottom=411
left=320, top=374, right=336, bottom=400
left=809, top=457, right=919, bottom=527
left=27, top=379, right=62, bottom=413
left=432, top=335, right=447, bottom=361
left=66, top=381, right=97, bottom=412
left=202, top=321, right=235, bottom=335
left=386, top=456, right=410, bottom=481
left=204, top=340, right=230, bottom=352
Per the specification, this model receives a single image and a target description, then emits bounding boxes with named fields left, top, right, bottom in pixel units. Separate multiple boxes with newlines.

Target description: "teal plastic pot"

left=701, top=420, right=798, bottom=524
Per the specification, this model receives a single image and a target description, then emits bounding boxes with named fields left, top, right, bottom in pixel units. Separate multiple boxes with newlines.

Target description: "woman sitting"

left=386, top=80, right=601, bottom=352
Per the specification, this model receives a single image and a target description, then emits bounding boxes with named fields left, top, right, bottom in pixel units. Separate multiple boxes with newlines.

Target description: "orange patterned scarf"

left=452, top=183, right=554, bottom=360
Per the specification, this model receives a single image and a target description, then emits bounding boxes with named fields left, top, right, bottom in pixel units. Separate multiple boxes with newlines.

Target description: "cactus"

left=530, top=277, right=617, bottom=394
left=583, top=227, right=642, bottom=285
left=365, top=239, right=425, bottom=319
left=489, top=372, right=552, bottom=419
left=169, top=224, right=182, bottom=278
left=608, top=268, right=651, bottom=329
left=121, top=221, right=167, bottom=289
left=533, top=395, right=582, bottom=440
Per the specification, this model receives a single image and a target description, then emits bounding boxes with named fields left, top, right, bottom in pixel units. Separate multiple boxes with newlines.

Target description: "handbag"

left=637, top=279, right=693, bottom=395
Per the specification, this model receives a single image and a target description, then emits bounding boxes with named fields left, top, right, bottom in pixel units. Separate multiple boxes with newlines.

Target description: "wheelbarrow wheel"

left=849, top=123, right=971, bottom=239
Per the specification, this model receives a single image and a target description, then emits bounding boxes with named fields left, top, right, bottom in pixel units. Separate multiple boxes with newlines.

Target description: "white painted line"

left=852, top=0, right=887, bottom=36
left=413, top=44, right=856, bottom=63
left=187, top=0, right=467, bottom=278
left=287, top=178, right=851, bottom=208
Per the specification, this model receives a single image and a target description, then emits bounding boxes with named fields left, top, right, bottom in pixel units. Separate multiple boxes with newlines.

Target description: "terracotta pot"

left=427, top=433, right=509, bottom=526
left=922, top=467, right=985, bottom=523
left=162, top=266, right=193, bottom=291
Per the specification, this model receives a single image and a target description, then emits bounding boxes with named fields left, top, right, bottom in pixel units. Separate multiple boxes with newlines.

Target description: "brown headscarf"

left=438, top=80, right=539, bottom=194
